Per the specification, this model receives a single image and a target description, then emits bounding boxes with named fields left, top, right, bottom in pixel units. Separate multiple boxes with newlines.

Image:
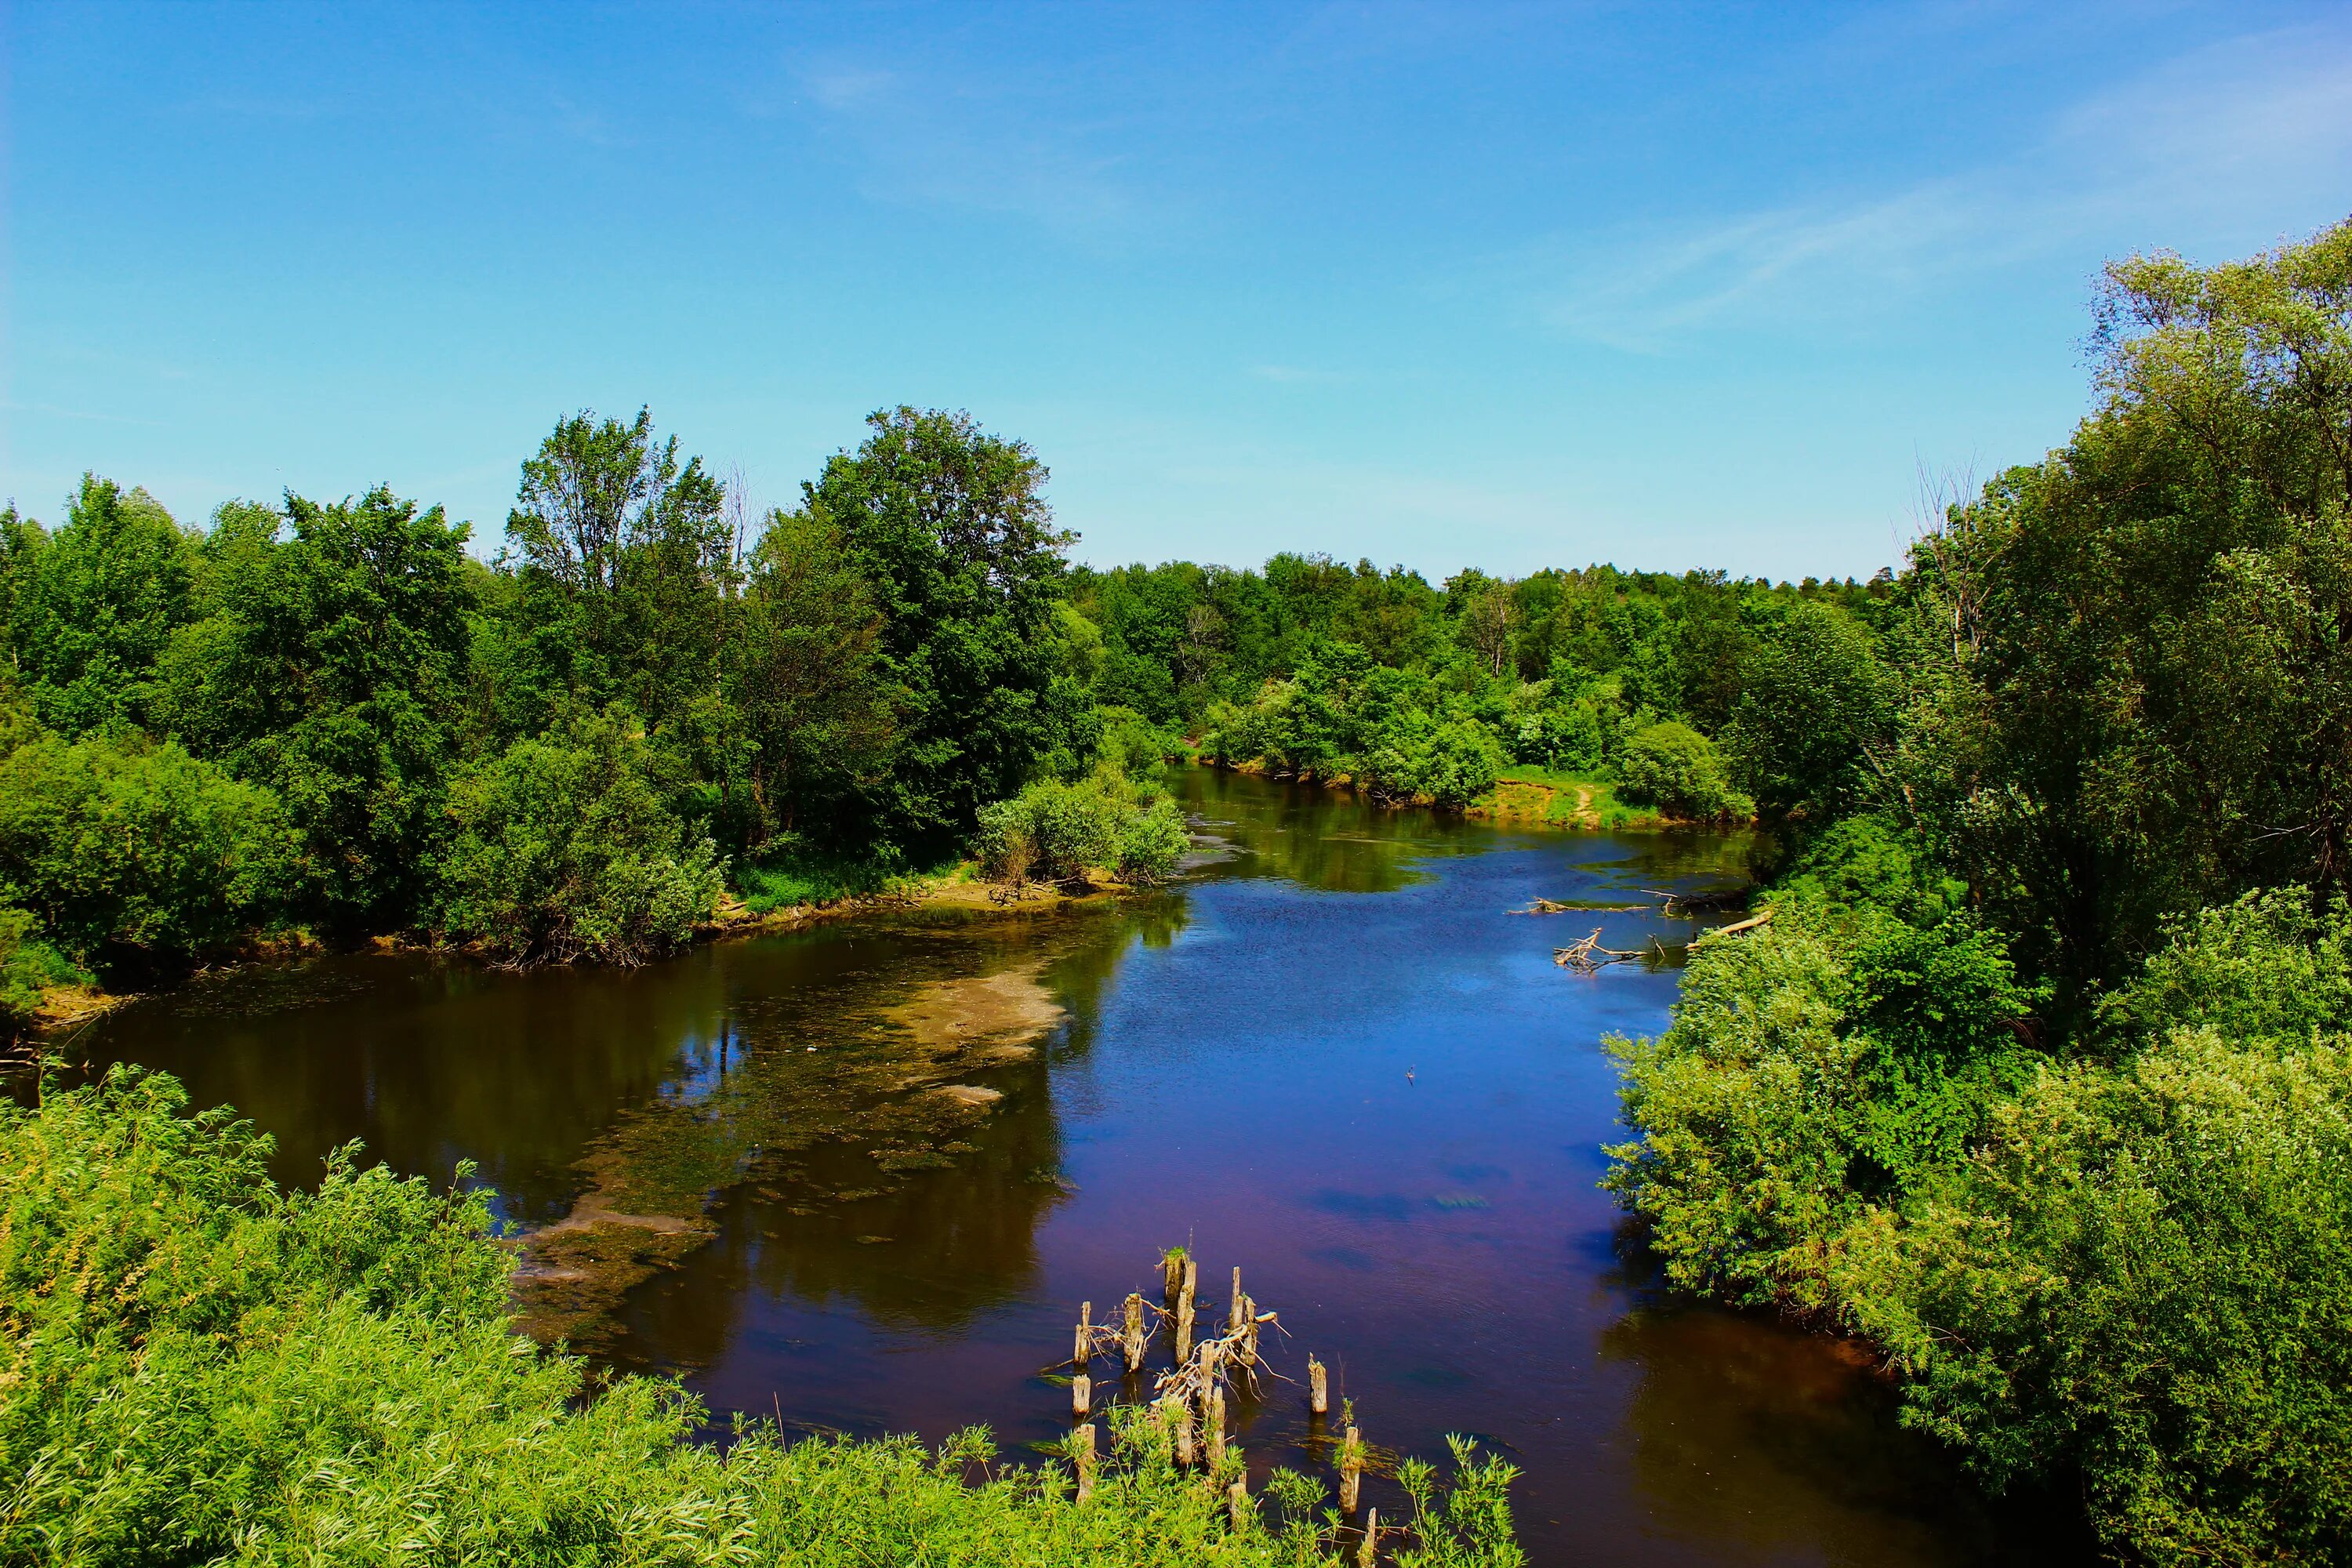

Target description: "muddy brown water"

left=67, top=768, right=2082, bottom=1566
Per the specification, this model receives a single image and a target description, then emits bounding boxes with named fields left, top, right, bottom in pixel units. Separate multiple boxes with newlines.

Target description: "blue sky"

left=5, top=2, right=2349, bottom=580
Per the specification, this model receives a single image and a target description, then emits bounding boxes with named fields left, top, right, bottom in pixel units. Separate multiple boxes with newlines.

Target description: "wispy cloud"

left=1526, top=22, right=2352, bottom=351
left=773, top=51, right=1185, bottom=245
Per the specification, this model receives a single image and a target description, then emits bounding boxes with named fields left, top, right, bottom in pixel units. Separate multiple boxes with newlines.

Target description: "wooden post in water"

left=1229, top=1265, right=1245, bottom=1332
left=1123, top=1292, right=1146, bottom=1374
left=1174, top=1398, right=1198, bottom=1468
left=1072, top=1372, right=1091, bottom=1418
left=1206, top=1385, right=1227, bottom=1468
left=1175, top=1260, right=1198, bottom=1363
left=1075, top=1422, right=1097, bottom=1502
left=1227, top=1474, right=1249, bottom=1530
left=1358, top=1507, right=1378, bottom=1567
left=1240, top=1295, right=1258, bottom=1369
left=1308, top=1355, right=1329, bottom=1414
left=1198, top=1338, right=1222, bottom=1410
left=1338, top=1425, right=1362, bottom=1513
left=1074, top=1301, right=1091, bottom=1369
left=1163, top=1248, right=1185, bottom=1310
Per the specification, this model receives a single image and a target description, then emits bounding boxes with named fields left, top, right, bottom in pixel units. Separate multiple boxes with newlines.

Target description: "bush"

left=1611, top=877, right=2352, bottom=1565
left=1510, top=698, right=1604, bottom=773
left=1837, top=1029, right=2352, bottom=1563
left=1359, top=712, right=1504, bottom=811
left=434, top=712, right=722, bottom=965
left=1616, top=720, right=1749, bottom=819
left=0, top=1068, right=1529, bottom=1566
left=0, top=903, right=88, bottom=1037
left=1117, top=797, right=1192, bottom=883
left=975, top=777, right=1192, bottom=885
left=0, top=729, right=295, bottom=967
left=1095, top=704, right=1174, bottom=782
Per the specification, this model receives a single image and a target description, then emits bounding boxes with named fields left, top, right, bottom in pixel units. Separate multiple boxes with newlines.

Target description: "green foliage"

left=0, top=1069, right=1526, bottom=1566
left=1837, top=1026, right=2352, bottom=1563
left=0, top=728, right=294, bottom=967
left=804, top=407, right=1073, bottom=849
left=434, top=711, right=722, bottom=965
left=1361, top=712, right=1504, bottom=811
left=1614, top=721, right=1749, bottom=820
left=1722, top=600, right=1891, bottom=816
left=5, top=476, right=197, bottom=736
left=502, top=406, right=733, bottom=730
left=718, top=505, right=898, bottom=851
left=0, top=903, right=87, bottom=1036
left=1900, top=219, right=2352, bottom=998
left=974, top=772, right=1190, bottom=886
left=158, top=488, right=476, bottom=929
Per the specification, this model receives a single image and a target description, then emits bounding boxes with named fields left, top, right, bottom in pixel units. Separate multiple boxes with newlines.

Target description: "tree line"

left=0, top=398, right=1896, bottom=1025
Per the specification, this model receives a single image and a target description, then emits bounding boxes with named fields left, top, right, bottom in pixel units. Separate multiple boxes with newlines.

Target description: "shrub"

left=1117, top=797, right=1192, bottom=883
left=975, top=777, right=1192, bottom=885
left=434, top=711, right=722, bottom=965
left=1359, top=713, right=1504, bottom=811
left=1616, top=720, right=1750, bottom=819
left=0, top=729, right=295, bottom=967
left=0, top=903, right=88, bottom=1037
left=1612, top=874, right=2352, bottom=1565
left=1095, top=704, right=1174, bottom=782
left=1836, top=1029, right=2352, bottom=1563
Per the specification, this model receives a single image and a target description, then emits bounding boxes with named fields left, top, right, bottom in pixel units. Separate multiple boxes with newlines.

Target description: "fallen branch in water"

left=1553, top=927, right=1662, bottom=973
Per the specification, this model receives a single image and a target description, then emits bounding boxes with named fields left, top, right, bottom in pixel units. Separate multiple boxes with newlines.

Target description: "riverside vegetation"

left=3, top=217, right=2348, bottom=1565
left=1606, top=222, right=2352, bottom=1564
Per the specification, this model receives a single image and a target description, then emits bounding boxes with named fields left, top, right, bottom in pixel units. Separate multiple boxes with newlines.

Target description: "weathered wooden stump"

left=1122, top=1291, right=1146, bottom=1374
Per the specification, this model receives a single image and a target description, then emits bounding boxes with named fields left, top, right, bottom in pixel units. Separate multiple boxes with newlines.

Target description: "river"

left=70, top=768, right=2071, bottom=1566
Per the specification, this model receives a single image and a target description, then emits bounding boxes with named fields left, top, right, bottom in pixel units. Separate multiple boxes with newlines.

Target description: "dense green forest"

left=7, top=218, right=2351, bottom=1565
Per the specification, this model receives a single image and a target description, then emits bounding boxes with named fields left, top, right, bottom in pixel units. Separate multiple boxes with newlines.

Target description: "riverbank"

left=1199, top=757, right=1707, bottom=833
left=9, top=862, right=1149, bottom=1057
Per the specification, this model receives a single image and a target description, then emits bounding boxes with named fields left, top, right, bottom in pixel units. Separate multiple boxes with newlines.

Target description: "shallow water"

left=71, top=769, right=2076, bottom=1566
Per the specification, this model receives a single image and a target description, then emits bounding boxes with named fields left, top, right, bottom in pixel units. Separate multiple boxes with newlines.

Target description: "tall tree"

left=158, top=488, right=476, bottom=927
left=800, top=407, right=1073, bottom=846
left=5, top=476, right=197, bottom=737
left=502, top=408, right=730, bottom=728
left=1914, top=219, right=2352, bottom=996
left=723, top=506, right=896, bottom=848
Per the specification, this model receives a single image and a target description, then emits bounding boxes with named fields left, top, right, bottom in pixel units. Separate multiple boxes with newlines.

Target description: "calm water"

left=69, top=769, right=2071, bottom=1566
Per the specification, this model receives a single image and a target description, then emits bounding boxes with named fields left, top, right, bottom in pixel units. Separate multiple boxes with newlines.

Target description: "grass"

left=1, top=1068, right=1527, bottom=1566
left=731, top=848, right=967, bottom=914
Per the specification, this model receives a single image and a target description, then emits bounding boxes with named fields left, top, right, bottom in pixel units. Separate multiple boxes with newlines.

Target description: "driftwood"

left=1516, top=884, right=1749, bottom=919
left=1555, top=907, right=1773, bottom=972
left=1552, top=927, right=1662, bottom=973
